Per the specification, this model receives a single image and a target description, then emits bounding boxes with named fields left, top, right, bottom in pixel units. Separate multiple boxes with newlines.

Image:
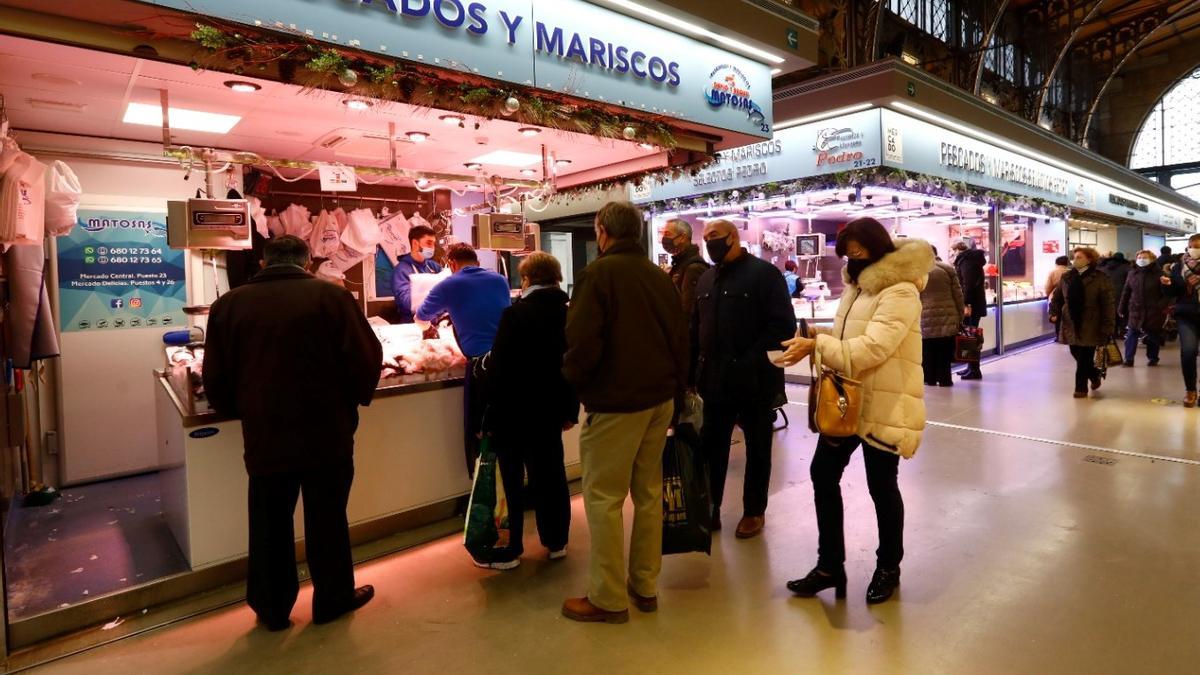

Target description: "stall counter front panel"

left=156, top=375, right=582, bottom=569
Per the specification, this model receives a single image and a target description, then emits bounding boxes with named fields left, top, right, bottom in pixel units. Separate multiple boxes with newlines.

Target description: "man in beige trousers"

left=561, top=201, right=688, bottom=624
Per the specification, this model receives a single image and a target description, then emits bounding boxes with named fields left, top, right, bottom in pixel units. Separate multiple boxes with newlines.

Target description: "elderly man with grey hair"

left=661, top=218, right=709, bottom=318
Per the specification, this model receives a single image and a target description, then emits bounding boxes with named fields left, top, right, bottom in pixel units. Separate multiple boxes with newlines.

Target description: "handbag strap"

left=841, top=340, right=853, bottom=379
left=810, top=337, right=854, bottom=380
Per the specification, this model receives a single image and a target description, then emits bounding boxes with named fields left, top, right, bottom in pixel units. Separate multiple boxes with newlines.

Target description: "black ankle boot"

left=787, top=567, right=847, bottom=599
left=866, top=568, right=900, bottom=604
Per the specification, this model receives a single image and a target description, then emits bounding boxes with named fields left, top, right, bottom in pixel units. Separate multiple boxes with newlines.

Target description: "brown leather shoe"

left=561, top=597, right=629, bottom=624
left=1073, top=391, right=1087, bottom=399
left=735, top=515, right=765, bottom=539
left=1186, top=391, right=1198, bottom=408
left=627, top=582, right=658, bottom=613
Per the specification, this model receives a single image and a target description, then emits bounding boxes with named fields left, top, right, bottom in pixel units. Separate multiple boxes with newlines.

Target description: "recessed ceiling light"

left=555, top=159, right=573, bottom=166
left=122, top=102, right=241, bottom=134
left=440, top=114, right=465, bottom=125
left=406, top=131, right=429, bottom=142
left=343, top=99, right=373, bottom=110
left=224, top=80, right=261, bottom=93
left=520, top=168, right=538, bottom=177
left=638, top=143, right=656, bottom=150
left=464, top=162, right=482, bottom=170
left=517, top=127, right=541, bottom=137
left=470, top=150, right=542, bottom=167
left=415, top=178, right=430, bottom=188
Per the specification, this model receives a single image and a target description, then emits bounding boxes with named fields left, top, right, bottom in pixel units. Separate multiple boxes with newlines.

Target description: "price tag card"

left=319, top=164, right=359, bottom=192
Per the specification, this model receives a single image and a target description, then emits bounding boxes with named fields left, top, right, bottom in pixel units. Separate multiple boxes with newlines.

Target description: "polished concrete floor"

left=25, top=343, right=1200, bottom=674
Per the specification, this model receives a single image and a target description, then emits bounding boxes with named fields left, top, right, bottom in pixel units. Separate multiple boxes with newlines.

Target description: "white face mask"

left=1136, top=258, right=1152, bottom=267
left=1189, top=247, right=1200, bottom=259
left=420, top=246, right=436, bottom=259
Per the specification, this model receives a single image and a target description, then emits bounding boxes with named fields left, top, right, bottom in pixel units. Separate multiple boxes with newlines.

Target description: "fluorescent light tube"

left=123, top=102, right=241, bottom=134
left=601, top=0, right=786, bottom=65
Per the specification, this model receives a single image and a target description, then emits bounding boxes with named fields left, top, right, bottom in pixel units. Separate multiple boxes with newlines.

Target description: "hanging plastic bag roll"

left=309, top=209, right=341, bottom=259
left=377, top=211, right=411, bottom=266
left=44, top=160, right=82, bottom=237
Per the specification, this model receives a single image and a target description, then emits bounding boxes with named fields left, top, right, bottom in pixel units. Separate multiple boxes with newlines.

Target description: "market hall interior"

left=15, top=342, right=1200, bottom=674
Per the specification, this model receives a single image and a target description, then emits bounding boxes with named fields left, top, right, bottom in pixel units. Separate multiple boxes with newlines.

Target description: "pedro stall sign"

left=57, top=210, right=187, bottom=333
left=142, top=0, right=774, bottom=138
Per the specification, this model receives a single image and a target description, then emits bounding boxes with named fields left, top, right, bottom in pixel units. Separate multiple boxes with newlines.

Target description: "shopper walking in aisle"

left=662, top=218, right=709, bottom=318
left=1045, top=255, right=1070, bottom=298
left=392, top=224, right=442, bottom=324
left=951, top=240, right=987, bottom=380
left=487, top=252, right=578, bottom=569
left=692, top=219, right=795, bottom=538
left=203, top=235, right=383, bottom=631
left=1157, top=245, right=1177, bottom=270
left=1049, top=247, right=1116, bottom=399
left=1100, top=252, right=1132, bottom=337
left=416, top=244, right=511, bottom=497
left=920, top=246, right=965, bottom=387
left=1119, top=250, right=1168, bottom=367
left=562, top=201, right=687, bottom=624
left=1161, top=234, right=1200, bottom=407
left=774, top=219, right=930, bottom=605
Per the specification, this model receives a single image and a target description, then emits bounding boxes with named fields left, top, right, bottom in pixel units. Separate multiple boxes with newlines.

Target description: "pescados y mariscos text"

left=349, top=0, right=683, bottom=86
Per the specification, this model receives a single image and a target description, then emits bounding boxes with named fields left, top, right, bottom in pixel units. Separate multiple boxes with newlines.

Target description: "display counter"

left=155, top=371, right=582, bottom=569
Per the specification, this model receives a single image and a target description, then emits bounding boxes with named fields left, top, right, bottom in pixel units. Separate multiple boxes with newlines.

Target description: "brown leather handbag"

left=808, top=341, right=863, bottom=438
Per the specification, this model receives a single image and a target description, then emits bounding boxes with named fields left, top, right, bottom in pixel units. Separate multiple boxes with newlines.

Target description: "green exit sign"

left=786, top=28, right=798, bottom=50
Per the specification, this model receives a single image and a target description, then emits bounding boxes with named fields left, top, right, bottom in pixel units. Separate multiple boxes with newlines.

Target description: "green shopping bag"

left=463, top=437, right=511, bottom=560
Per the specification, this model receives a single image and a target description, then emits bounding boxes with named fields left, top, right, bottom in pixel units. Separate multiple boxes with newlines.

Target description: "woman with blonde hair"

left=1049, top=247, right=1116, bottom=399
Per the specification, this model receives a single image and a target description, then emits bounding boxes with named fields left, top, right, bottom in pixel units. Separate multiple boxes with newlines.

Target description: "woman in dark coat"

left=1119, top=249, right=1167, bottom=367
left=951, top=241, right=987, bottom=380
left=1050, top=247, right=1116, bottom=399
left=485, top=252, right=578, bottom=568
left=920, top=247, right=965, bottom=387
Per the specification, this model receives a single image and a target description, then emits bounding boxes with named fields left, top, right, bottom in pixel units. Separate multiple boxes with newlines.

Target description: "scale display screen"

left=192, top=211, right=246, bottom=230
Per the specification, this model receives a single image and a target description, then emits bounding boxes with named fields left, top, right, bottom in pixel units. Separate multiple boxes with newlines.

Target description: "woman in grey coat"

left=920, top=247, right=966, bottom=386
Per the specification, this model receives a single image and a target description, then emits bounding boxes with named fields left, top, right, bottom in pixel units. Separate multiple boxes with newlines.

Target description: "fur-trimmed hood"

left=842, top=238, right=935, bottom=294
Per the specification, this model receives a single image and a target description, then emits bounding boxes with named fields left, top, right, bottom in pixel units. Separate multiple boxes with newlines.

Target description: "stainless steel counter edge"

left=155, top=371, right=466, bottom=428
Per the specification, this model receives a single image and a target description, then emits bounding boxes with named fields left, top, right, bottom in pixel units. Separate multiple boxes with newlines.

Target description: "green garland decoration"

left=186, top=23, right=678, bottom=149
left=638, top=167, right=1070, bottom=218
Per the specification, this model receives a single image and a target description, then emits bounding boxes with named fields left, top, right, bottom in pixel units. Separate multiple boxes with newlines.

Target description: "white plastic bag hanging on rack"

left=310, top=209, right=341, bottom=259
left=44, top=160, right=81, bottom=237
left=247, top=196, right=269, bottom=238
left=2, top=154, right=46, bottom=245
left=278, top=203, right=312, bottom=240
left=378, top=211, right=411, bottom=266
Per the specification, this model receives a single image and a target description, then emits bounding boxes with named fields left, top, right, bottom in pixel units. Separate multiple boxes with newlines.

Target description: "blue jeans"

left=1124, top=328, right=1161, bottom=364
left=1179, top=316, right=1200, bottom=392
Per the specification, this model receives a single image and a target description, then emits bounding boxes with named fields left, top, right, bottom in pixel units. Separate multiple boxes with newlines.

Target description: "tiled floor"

left=23, top=343, right=1200, bottom=674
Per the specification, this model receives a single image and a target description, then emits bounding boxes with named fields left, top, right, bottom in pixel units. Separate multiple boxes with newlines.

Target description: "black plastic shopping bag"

left=463, top=437, right=511, bottom=561
left=662, top=423, right=712, bottom=556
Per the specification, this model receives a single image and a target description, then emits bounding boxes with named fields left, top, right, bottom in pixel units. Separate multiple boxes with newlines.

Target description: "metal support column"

left=992, top=205, right=1006, bottom=355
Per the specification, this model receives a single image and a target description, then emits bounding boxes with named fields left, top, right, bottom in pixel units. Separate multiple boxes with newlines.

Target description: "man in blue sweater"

left=416, top=243, right=512, bottom=522
left=392, top=225, right=442, bottom=323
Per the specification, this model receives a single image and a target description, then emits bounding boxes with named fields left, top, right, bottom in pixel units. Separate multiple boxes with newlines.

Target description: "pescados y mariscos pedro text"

left=349, top=0, right=683, bottom=86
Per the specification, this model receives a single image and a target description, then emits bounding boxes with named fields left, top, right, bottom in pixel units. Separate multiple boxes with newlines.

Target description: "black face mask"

left=846, top=258, right=871, bottom=281
left=706, top=237, right=733, bottom=265
left=661, top=237, right=678, bottom=255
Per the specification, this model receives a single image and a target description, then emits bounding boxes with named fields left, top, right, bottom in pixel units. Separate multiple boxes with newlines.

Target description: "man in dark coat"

left=1100, top=252, right=1133, bottom=336
left=203, top=235, right=383, bottom=631
left=692, top=219, right=796, bottom=540
left=662, top=218, right=709, bottom=318
left=951, top=241, right=987, bottom=380
left=487, top=252, right=579, bottom=569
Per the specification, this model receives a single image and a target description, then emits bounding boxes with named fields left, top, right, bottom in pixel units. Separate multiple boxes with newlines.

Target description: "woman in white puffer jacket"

left=774, top=218, right=931, bottom=606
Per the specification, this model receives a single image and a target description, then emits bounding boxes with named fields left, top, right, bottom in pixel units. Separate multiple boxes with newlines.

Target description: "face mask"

left=1136, top=258, right=1152, bottom=268
left=661, top=237, right=678, bottom=255
left=1073, top=259, right=1089, bottom=270
left=846, top=259, right=871, bottom=281
left=420, top=246, right=435, bottom=259
left=706, top=236, right=733, bottom=264
left=1189, top=248, right=1200, bottom=259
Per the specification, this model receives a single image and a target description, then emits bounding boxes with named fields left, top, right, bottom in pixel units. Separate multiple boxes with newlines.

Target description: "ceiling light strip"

left=600, top=0, right=786, bottom=64
left=774, top=103, right=873, bottom=131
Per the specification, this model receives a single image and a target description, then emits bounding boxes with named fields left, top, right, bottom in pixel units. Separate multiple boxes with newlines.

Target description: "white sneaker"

left=472, top=556, right=521, bottom=571
left=548, top=548, right=567, bottom=560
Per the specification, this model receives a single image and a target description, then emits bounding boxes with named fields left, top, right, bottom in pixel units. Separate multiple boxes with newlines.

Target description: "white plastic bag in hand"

left=44, top=160, right=81, bottom=237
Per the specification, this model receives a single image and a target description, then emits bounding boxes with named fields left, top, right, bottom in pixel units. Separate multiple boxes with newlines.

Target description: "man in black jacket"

left=952, top=241, right=987, bottom=380
left=692, top=220, right=795, bottom=540
left=662, top=218, right=709, bottom=318
left=562, top=201, right=687, bottom=624
left=204, top=235, right=383, bottom=631
left=487, top=252, right=579, bottom=569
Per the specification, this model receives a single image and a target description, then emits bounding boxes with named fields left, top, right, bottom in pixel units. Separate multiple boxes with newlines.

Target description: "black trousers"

left=922, top=336, right=955, bottom=385
left=495, top=424, right=571, bottom=558
left=810, top=435, right=904, bottom=571
left=702, top=397, right=775, bottom=518
left=464, top=356, right=488, bottom=474
left=247, top=460, right=355, bottom=623
left=1070, top=345, right=1099, bottom=393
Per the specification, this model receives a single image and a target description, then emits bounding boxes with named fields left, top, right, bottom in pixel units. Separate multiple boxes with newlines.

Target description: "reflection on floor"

left=25, top=343, right=1200, bottom=673
left=5, top=472, right=188, bottom=619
